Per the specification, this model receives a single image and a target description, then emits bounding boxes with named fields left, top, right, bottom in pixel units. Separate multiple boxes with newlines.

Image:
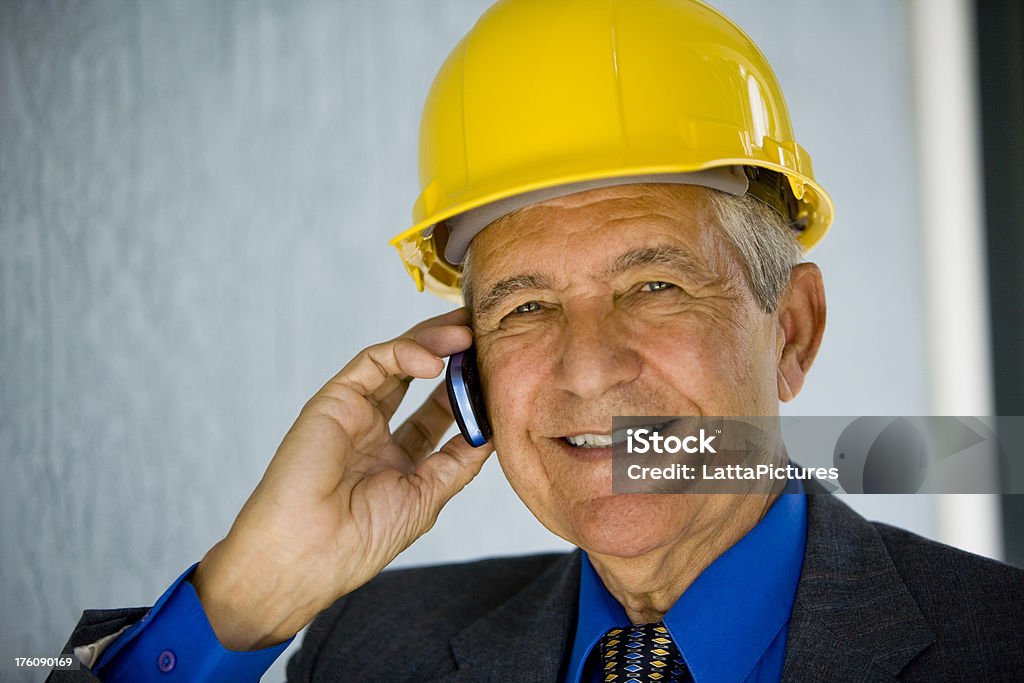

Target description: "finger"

left=327, top=323, right=472, bottom=403
left=408, top=324, right=473, bottom=360
left=313, top=309, right=471, bottom=426
left=415, top=433, right=494, bottom=511
left=365, top=324, right=472, bottom=410
left=327, top=338, right=443, bottom=401
left=391, top=382, right=455, bottom=462
left=396, top=308, right=471, bottom=369
left=402, top=307, right=469, bottom=338
left=356, top=307, right=469, bottom=404
left=374, top=375, right=414, bottom=421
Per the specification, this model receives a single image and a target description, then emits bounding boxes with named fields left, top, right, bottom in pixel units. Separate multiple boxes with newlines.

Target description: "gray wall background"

left=1, top=1, right=934, bottom=680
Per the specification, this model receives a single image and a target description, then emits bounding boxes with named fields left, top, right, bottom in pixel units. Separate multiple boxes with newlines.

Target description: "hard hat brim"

left=389, top=160, right=833, bottom=303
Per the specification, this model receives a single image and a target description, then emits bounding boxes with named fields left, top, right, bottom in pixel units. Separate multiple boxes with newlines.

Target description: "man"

left=53, top=0, right=1023, bottom=681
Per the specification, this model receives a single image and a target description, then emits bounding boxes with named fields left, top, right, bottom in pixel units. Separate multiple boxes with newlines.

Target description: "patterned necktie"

left=598, top=621, right=688, bottom=682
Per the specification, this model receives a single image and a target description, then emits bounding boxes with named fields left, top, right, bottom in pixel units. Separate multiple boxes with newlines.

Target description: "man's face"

left=469, top=184, right=786, bottom=558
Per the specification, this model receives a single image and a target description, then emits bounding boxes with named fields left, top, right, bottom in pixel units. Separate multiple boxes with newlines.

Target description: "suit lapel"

left=782, top=495, right=936, bottom=681
left=444, top=549, right=581, bottom=682
left=438, top=494, right=937, bottom=682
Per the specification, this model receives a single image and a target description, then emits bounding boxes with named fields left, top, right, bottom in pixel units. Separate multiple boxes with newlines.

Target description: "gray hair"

left=704, top=189, right=803, bottom=313
left=460, top=187, right=802, bottom=315
left=461, top=246, right=477, bottom=316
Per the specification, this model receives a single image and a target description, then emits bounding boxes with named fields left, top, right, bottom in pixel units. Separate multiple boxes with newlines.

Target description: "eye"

left=640, top=281, right=675, bottom=292
left=513, top=301, right=542, bottom=314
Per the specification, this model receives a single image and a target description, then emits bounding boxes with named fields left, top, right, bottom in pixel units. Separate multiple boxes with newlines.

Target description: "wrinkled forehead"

left=468, top=183, right=723, bottom=268
left=460, top=183, right=747, bottom=319
left=444, top=168, right=748, bottom=265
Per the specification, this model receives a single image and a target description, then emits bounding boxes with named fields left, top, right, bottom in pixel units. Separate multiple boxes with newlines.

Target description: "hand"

left=191, top=308, right=493, bottom=650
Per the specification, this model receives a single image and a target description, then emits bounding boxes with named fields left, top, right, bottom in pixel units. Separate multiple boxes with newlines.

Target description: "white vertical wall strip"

left=908, top=0, right=1002, bottom=559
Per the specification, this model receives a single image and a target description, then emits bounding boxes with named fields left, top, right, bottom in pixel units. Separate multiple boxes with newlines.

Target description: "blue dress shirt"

left=94, top=564, right=291, bottom=682
left=564, top=479, right=807, bottom=683
left=96, top=480, right=804, bottom=682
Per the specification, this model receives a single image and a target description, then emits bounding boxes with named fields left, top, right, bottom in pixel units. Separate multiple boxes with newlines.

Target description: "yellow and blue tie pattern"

left=599, top=622, right=687, bottom=682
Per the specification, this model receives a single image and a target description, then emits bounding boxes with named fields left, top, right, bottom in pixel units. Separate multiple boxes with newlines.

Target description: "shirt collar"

left=566, top=478, right=807, bottom=683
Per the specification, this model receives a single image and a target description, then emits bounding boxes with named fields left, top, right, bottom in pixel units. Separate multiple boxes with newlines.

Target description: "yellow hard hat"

left=389, top=0, right=834, bottom=302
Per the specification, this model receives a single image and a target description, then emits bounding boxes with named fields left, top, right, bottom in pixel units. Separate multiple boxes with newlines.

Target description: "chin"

left=569, top=493, right=695, bottom=558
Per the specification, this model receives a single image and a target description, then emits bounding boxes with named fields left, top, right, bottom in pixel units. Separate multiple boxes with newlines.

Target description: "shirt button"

left=157, top=649, right=176, bottom=672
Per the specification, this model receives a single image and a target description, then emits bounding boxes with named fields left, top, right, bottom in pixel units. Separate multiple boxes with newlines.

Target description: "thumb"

left=416, top=434, right=494, bottom=510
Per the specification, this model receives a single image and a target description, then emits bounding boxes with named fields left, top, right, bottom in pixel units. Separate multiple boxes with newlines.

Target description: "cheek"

left=477, top=331, right=566, bottom=493
left=638, top=313, right=771, bottom=408
left=477, top=331, right=555, bottom=446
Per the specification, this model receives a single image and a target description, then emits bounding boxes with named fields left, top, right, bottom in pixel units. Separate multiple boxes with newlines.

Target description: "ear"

left=776, top=262, right=826, bottom=402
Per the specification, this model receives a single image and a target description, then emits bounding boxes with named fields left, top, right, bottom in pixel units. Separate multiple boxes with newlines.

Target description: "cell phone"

left=445, top=347, right=492, bottom=447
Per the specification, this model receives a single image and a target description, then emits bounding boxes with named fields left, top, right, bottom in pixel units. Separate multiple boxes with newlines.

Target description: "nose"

left=554, top=305, right=642, bottom=399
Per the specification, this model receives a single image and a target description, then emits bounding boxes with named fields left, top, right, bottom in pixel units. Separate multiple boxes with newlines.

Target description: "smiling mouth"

left=562, top=420, right=675, bottom=449
left=564, top=433, right=614, bottom=448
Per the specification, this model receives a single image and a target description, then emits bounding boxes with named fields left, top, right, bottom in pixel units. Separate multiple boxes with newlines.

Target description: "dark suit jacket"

left=52, top=494, right=1024, bottom=682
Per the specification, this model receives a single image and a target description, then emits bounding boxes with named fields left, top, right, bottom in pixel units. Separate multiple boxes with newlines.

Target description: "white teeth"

left=566, top=433, right=613, bottom=448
